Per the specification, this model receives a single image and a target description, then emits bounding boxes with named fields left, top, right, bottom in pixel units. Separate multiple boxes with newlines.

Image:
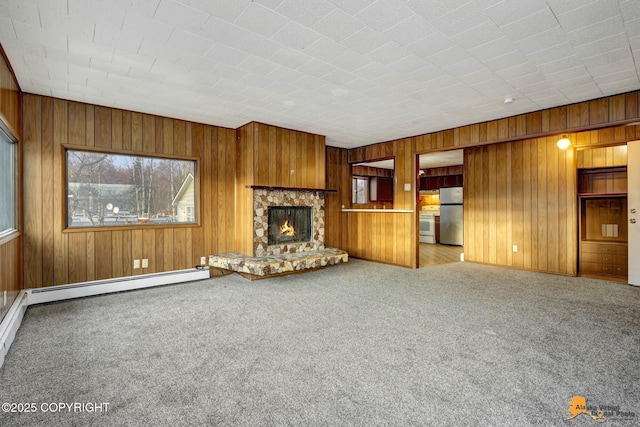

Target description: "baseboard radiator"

left=0, top=268, right=209, bottom=368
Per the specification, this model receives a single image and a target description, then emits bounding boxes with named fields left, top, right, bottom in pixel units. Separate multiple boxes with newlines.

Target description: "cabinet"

left=580, top=242, right=628, bottom=277
left=419, top=174, right=463, bottom=190
left=578, top=167, right=628, bottom=281
left=435, top=216, right=440, bottom=243
left=370, top=177, right=393, bottom=202
left=419, top=166, right=463, bottom=190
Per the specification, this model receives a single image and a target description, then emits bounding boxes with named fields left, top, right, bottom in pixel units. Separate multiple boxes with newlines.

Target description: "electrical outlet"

left=142, top=259, right=149, bottom=268
left=133, top=259, right=140, bottom=269
left=512, top=245, right=518, bottom=253
left=200, top=256, right=207, bottom=265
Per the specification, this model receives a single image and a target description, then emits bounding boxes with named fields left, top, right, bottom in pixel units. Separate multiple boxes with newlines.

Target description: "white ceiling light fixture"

left=557, top=135, right=571, bottom=150
left=503, top=97, right=513, bottom=104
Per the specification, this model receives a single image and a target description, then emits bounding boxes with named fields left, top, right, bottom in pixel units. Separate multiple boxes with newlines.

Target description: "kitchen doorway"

left=417, top=150, right=465, bottom=268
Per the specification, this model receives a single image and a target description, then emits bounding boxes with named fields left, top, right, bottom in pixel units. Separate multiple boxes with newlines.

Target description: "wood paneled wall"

left=351, top=165, right=393, bottom=177
left=327, top=90, right=640, bottom=273
left=577, top=145, right=627, bottom=168
left=325, top=147, right=350, bottom=250
left=326, top=138, right=417, bottom=267
left=463, top=138, right=577, bottom=275
left=16, top=82, right=640, bottom=287
left=22, top=94, right=237, bottom=288
left=235, top=122, right=326, bottom=255
left=0, top=52, right=20, bottom=136
left=0, top=47, right=21, bottom=321
left=0, top=234, right=20, bottom=321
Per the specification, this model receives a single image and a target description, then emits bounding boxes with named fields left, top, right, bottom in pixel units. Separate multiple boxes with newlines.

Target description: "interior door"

left=629, top=140, right=639, bottom=286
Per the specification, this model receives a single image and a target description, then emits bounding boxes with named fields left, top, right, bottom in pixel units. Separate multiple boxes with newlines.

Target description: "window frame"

left=0, top=118, right=18, bottom=243
left=350, top=157, right=395, bottom=208
left=63, top=144, right=200, bottom=232
left=352, top=176, right=369, bottom=205
left=185, top=206, right=195, bottom=222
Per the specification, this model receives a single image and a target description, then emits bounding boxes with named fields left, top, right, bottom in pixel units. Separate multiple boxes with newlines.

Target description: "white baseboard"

left=0, top=268, right=210, bottom=369
left=0, top=291, right=29, bottom=369
left=26, top=268, right=210, bottom=305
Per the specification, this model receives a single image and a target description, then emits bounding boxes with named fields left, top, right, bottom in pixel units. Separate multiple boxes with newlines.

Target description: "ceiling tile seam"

left=252, top=0, right=418, bottom=53
left=544, top=0, right=568, bottom=29
left=9, top=18, right=18, bottom=40
left=544, top=2, right=604, bottom=92
left=148, top=0, right=162, bottom=22
left=37, top=4, right=43, bottom=29
left=170, top=7, right=429, bottom=87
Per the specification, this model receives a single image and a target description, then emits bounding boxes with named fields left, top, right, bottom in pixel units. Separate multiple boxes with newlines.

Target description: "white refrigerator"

left=439, top=186, right=463, bottom=246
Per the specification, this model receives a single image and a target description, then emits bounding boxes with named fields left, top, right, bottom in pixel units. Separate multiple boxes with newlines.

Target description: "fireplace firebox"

left=268, top=206, right=312, bottom=246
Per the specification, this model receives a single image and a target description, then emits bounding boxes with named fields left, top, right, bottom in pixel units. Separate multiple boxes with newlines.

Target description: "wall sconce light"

left=557, top=135, right=571, bottom=149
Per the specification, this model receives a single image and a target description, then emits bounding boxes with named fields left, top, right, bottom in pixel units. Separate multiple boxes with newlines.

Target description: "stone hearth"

left=209, top=248, right=348, bottom=279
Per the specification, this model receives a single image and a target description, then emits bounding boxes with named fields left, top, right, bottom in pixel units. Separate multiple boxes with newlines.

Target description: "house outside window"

left=172, top=174, right=196, bottom=223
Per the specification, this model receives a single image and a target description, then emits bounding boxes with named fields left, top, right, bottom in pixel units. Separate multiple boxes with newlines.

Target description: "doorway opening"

left=417, top=149, right=465, bottom=268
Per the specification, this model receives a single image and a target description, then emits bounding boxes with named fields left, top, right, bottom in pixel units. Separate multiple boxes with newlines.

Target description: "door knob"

left=631, top=218, right=637, bottom=224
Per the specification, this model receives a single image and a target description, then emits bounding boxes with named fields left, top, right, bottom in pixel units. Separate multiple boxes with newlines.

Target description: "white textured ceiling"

left=419, top=150, right=464, bottom=169
left=1, top=0, right=639, bottom=148
left=356, top=150, right=464, bottom=170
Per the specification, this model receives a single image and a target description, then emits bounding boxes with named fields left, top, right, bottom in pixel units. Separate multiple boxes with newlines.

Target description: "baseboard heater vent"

left=27, top=268, right=210, bottom=305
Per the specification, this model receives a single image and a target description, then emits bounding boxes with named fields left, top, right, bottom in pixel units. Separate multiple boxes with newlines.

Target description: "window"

left=351, top=158, right=395, bottom=207
left=0, top=122, right=18, bottom=239
left=352, top=177, right=368, bottom=204
left=66, top=149, right=197, bottom=228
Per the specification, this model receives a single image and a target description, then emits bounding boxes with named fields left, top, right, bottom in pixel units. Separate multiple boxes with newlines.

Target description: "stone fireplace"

left=209, top=186, right=347, bottom=278
left=253, top=189, right=324, bottom=256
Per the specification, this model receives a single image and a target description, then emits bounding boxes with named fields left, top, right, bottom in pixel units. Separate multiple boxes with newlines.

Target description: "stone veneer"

left=253, top=189, right=324, bottom=256
left=209, top=248, right=348, bottom=277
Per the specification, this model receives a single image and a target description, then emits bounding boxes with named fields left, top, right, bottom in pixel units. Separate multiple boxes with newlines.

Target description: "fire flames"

left=279, top=219, right=296, bottom=236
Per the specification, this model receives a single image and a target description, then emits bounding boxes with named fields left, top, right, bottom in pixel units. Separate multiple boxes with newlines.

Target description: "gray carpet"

left=1, top=259, right=639, bottom=426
